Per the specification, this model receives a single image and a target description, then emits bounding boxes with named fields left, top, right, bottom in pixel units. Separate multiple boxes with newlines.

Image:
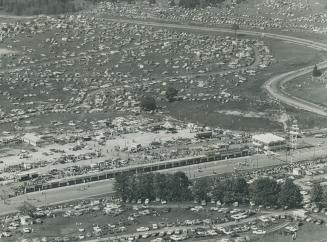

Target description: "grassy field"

left=284, top=68, right=327, bottom=106
left=167, top=36, right=327, bottom=131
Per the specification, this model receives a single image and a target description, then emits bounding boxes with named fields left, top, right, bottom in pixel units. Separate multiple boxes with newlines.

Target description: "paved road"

left=101, top=17, right=327, bottom=117
left=0, top=180, right=115, bottom=216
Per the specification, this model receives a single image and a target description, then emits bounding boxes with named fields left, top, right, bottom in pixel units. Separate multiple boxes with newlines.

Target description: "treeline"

left=114, top=172, right=303, bottom=209
left=115, top=172, right=193, bottom=202
left=311, top=183, right=327, bottom=207
left=0, top=0, right=84, bottom=15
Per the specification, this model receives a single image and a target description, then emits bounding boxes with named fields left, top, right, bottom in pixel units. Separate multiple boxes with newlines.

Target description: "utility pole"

left=289, top=120, right=299, bottom=163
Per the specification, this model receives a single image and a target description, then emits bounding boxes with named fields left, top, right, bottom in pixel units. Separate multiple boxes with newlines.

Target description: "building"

left=252, top=133, right=286, bottom=152
left=22, top=133, right=46, bottom=147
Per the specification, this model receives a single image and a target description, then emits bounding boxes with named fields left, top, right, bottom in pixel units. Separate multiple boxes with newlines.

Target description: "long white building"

left=252, top=133, right=286, bottom=152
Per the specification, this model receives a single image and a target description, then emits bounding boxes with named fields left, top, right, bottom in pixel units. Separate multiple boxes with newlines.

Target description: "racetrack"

left=102, top=17, right=327, bottom=117
left=3, top=17, right=327, bottom=215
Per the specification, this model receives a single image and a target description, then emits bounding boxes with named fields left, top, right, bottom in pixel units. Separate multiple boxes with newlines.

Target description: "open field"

left=167, top=36, right=327, bottom=130
left=284, top=68, right=327, bottom=106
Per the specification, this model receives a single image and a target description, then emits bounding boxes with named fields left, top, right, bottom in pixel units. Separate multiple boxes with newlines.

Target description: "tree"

left=127, top=175, right=138, bottom=201
left=211, top=177, right=249, bottom=204
left=168, top=172, right=192, bottom=201
left=250, top=178, right=280, bottom=207
left=18, top=201, right=36, bottom=217
left=278, top=179, right=302, bottom=209
left=115, top=172, right=192, bottom=203
left=140, top=96, right=157, bottom=111
left=136, top=173, right=155, bottom=201
left=169, top=0, right=175, bottom=6
left=153, top=173, right=168, bottom=200
left=311, top=183, right=323, bottom=204
left=212, top=180, right=225, bottom=202
left=192, top=177, right=210, bottom=201
left=114, top=172, right=133, bottom=201
left=221, top=178, right=249, bottom=204
left=312, top=64, right=322, bottom=77
left=179, top=0, right=199, bottom=8
left=166, top=86, right=178, bottom=102
left=231, top=23, right=240, bottom=39
left=322, top=187, right=327, bottom=205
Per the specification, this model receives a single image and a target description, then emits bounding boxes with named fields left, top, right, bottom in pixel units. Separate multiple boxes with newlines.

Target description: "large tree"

left=153, top=173, right=168, bottom=200
left=312, top=65, right=322, bottom=77
left=278, top=179, right=302, bottom=209
left=250, top=178, right=280, bottom=207
left=166, top=86, right=178, bottom=102
left=140, top=96, right=157, bottom=111
left=115, top=172, right=192, bottom=202
left=18, top=201, right=36, bottom=217
left=169, top=0, right=176, bottom=6
left=221, top=178, right=249, bottom=204
left=136, top=173, right=155, bottom=200
left=168, top=172, right=192, bottom=201
left=192, top=177, right=211, bottom=201
left=212, top=177, right=249, bottom=204
left=212, top=179, right=225, bottom=202
left=311, top=183, right=323, bottom=204
left=179, top=0, right=199, bottom=8
left=114, top=172, right=134, bottom=201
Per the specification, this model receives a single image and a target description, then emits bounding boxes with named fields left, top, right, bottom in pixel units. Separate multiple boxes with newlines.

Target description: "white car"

left=93, top=226, right=101, bottom=233
left=142, top=233, right=151, bottom=238
left=136, top=227, right=149, bottom=232
left=152, top=224, right=158, bottom=230
left=207, top=230, right=218, bottom=236
left=253, top=229, right=266, bottom=235
left=2, top=232, right=11, bottom=237
left=151, top=238, right=163, bottom=242
left=78, top=234, right=85, bottom=240
left=23, top=228, right=31, bottom=233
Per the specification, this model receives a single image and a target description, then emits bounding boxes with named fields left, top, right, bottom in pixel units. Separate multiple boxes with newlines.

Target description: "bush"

left=166, top=86, right=178, bottom=102
left=140, top=96, right=157, bottom=111
left=313, top=65, right=322, bottom=77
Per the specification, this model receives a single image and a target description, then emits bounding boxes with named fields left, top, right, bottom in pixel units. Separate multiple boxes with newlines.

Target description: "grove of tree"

left=114, top=173, right=303, bottom=208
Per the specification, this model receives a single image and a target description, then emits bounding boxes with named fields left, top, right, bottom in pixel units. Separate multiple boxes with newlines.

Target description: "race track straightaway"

left=102, top=17, right=327, bottom=117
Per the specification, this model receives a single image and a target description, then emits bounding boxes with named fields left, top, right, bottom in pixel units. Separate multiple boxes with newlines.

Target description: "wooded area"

left=114, top=172, right=303, bottom=209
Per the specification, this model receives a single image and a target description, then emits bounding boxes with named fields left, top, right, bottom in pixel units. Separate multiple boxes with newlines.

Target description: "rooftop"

left=252, top=133, right=285, bottom=144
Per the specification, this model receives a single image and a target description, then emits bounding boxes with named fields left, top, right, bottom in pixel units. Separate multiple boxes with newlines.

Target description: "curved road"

left=102, top=17, right=327, bottom=116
